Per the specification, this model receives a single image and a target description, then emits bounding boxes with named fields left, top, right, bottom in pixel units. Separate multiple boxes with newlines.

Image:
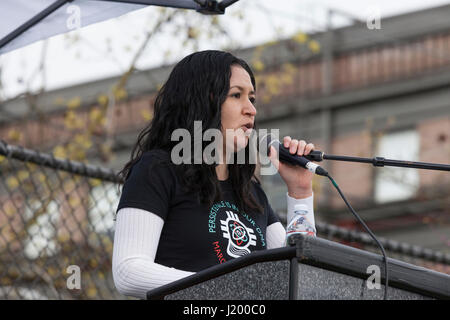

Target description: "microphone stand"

left=305, top=151, right=450, bottom=171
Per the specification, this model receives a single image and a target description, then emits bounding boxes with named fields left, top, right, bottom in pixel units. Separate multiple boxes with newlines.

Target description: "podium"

left=146, top=235, right=450, bottom=300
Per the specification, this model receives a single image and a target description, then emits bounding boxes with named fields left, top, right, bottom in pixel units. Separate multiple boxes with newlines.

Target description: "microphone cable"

left=326, top=173, right=389, bottom=300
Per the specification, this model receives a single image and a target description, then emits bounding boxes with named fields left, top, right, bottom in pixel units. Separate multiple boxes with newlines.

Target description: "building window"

left=374, top=130, right=420, bottom=203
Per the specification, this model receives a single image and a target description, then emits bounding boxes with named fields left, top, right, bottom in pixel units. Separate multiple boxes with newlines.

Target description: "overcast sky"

left=1, top=0, right=449, bottom=100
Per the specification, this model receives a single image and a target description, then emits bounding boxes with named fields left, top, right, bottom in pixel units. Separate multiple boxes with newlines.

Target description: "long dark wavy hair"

left=118, top=50, right=263, bottom=215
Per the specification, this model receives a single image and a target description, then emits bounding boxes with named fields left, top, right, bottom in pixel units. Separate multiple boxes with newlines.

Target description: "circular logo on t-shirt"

left=220, top=211, right=257, bottom=258
left=208, top=200, right=265, bottom=264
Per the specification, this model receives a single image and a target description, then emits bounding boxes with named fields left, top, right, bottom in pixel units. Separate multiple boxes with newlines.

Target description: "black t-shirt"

left=116, top=149, right=280, bottom=272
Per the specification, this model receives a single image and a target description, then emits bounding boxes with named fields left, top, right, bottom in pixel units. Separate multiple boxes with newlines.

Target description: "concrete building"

left=1, top=4, right=449, bottom=255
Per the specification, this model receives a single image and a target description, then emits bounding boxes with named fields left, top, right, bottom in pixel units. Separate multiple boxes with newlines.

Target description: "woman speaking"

left=112, top=50, right=316, bottom=299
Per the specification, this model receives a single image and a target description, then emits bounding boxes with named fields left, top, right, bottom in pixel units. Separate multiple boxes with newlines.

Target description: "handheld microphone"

left=260, top=134, right=328, bottom=177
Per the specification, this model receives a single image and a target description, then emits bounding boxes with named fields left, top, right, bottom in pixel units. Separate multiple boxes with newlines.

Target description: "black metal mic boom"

left=304, top=151, right=450, bottom=172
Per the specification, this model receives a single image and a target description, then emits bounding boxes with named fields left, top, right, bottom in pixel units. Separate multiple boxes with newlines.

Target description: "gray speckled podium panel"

left=165, top=260, right=433, bottom=300
left=147, top=239, right=449, bottom=300
left=166, top=260, right=290, bottom=300
left=296, top=263, right=433, bottom=300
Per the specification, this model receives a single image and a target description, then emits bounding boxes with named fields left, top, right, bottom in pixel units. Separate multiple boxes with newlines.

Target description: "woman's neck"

left=215, top=163, right=228, bottom=181
left=215, top=146, right=233, bottom=181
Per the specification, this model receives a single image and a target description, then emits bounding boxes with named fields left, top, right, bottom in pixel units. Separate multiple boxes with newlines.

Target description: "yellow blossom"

left=53, top=145, right=67, bottom=159
left=97, top=94, right=109, bottom=107
left=6, top=177, right=19, bottom=190
left=308, top=40, right=321, bottom=53
left=66, top=97, right=81, bottom=109
left=293, top=32, right=308, bottom=44
left=87, top=287, right=97, bottom=298
left=89, top=178, right=102, bottom=187
left=113, top=86, right=127, bottom=101
left=252, top=60, right=265, bottom=72
left=7, top=129, right=22, bottom=142
left=141, top=109, right=153, bottom=121
left=17, top=170, right=29, bottom=181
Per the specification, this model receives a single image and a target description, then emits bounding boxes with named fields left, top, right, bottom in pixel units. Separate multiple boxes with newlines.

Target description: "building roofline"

left=2, top=3, right=450, bottom=122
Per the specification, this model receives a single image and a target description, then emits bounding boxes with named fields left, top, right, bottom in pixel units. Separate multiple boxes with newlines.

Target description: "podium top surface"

left=146, top=235, right=450, bottom=300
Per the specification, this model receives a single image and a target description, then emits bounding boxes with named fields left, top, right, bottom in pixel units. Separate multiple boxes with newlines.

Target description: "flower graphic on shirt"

left=220, top=211, right=257, bottom=258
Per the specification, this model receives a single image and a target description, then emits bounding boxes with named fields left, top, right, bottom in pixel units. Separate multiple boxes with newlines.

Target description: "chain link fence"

left=0, top=140, right=448, bottom=299
left=0, top=141, right=125, bottom=299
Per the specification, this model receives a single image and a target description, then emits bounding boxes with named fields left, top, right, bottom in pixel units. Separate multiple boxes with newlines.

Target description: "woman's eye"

left=230, top=93, right=255, bottom=104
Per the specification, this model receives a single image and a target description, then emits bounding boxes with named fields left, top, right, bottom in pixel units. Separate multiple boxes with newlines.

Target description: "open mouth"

left=241, top=123, right=253, bottom=132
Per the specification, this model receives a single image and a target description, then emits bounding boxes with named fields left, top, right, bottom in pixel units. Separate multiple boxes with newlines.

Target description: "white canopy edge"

left=0, top=0, right=201, bottom=55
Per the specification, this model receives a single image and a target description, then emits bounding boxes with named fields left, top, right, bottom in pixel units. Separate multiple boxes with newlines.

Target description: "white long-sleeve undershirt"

left=112, top=193, right=314, bottom=299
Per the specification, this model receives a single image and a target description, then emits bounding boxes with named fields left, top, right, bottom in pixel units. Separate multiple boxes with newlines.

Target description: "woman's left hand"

left=268, top=136, right=315, bottom=199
